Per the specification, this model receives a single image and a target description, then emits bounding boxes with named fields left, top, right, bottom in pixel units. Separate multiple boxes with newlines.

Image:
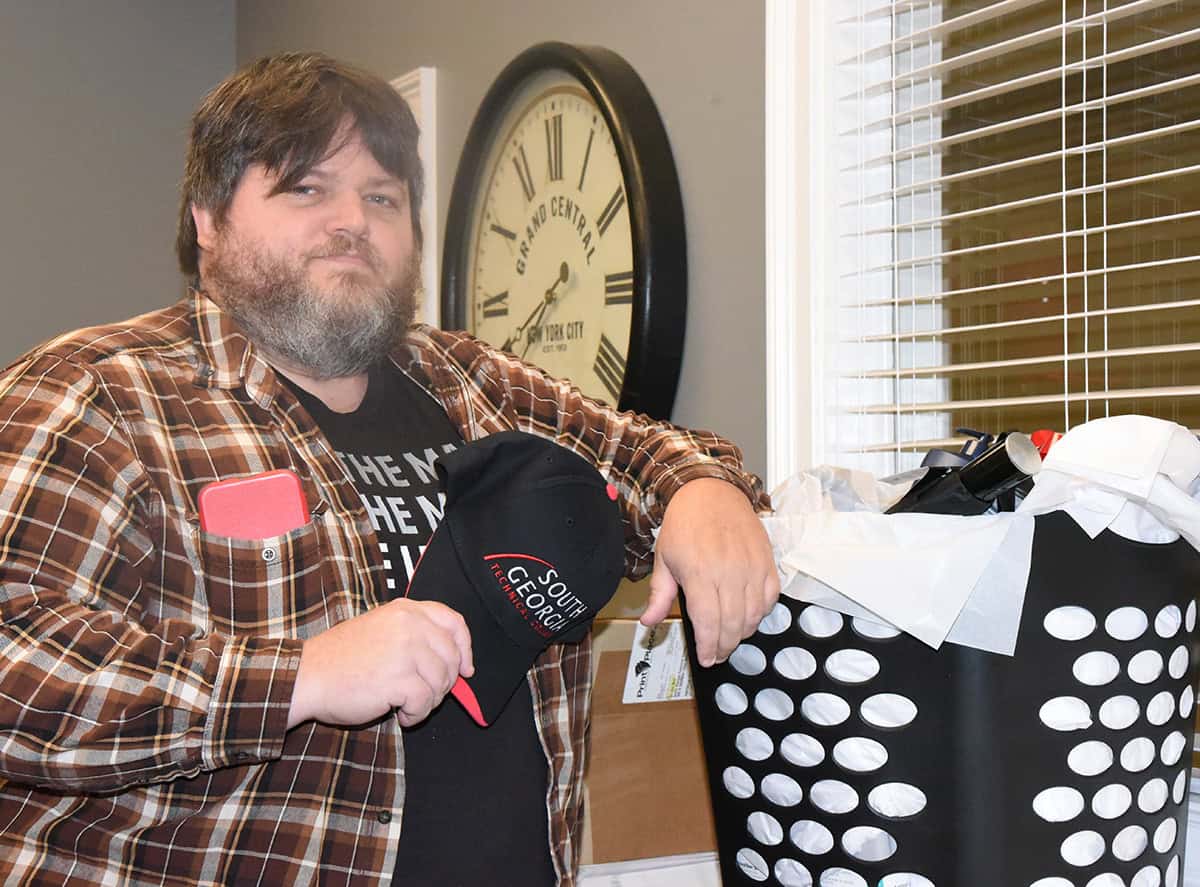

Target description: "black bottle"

left=885, top=432, right=1043, bottom=516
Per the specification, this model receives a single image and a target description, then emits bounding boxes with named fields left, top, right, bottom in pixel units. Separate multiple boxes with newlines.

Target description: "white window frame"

left=765, top=0, right=835, bottom=490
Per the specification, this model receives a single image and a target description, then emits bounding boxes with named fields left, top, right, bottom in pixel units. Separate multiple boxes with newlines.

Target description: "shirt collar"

left=189, top=288, right=279, bottom=409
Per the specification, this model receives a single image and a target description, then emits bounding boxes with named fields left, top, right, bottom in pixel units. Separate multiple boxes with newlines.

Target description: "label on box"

left=622, top=620, right=693, bottom=704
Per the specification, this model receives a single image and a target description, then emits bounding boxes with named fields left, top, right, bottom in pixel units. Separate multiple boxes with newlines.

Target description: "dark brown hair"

left=176, top=52, right=423, bottom=279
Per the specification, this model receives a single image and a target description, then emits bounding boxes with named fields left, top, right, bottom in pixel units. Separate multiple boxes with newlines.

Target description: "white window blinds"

left=829, top=0, right=1200, bottom=475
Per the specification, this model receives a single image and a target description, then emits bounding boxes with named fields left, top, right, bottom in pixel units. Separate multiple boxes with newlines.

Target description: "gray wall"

left=0, top=2, right=236, bottom=364
left=237, top=0, right=768, bottom=476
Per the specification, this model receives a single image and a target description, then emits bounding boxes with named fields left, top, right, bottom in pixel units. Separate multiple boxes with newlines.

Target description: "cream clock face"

left=464, top=72, right=634, bottom=404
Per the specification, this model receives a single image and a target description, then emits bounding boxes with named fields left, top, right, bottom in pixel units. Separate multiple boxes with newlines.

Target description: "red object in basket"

left=1029, top=429, right=1063, bottom=458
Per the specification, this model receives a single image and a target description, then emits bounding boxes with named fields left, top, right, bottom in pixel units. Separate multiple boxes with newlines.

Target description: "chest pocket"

left=191, top=518, right=327, bottom=639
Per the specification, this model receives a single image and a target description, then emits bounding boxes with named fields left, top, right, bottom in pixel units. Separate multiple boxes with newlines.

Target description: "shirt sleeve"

left=0, top=353, right=301, bottom=792
left=423, top=330, right=772, bottom=579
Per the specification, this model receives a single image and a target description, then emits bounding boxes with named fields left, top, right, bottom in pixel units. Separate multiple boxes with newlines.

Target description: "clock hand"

left=500, top=300, right=546, bottom=352
left=520, top=263, right=571, bottom=358
left=500, top=262, right=571, bottom=353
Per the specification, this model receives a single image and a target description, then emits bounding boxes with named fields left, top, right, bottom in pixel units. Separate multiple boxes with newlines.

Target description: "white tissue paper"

left=761, top=416, right=1200, bottom=656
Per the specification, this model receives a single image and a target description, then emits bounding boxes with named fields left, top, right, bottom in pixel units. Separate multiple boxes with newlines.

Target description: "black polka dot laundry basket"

left=685, top=511, right=1200, bottom=887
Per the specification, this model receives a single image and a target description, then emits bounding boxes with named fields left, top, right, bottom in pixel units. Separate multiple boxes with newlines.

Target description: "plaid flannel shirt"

left=0, top=291, right=767, bottom=885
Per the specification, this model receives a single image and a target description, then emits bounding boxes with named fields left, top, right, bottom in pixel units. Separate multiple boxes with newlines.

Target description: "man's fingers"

left=421, top=602, right=475, bottom=677
left=683, top=581, right=722, bottom=667
left=715, top=577, right=746, bottom=664
left=757, top=571, right=782, bottom=632
left=420, top=633, right=464, bottom=697
left=641, top=555, right=679, bottom=628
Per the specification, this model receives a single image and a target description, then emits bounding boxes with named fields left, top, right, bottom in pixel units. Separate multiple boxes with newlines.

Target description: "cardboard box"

left=580, top=609, right=717, bottom=865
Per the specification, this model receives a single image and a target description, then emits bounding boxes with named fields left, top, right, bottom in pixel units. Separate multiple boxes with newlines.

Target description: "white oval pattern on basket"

left=1098, top=695, right=1139, bottom=730
left=1168, top=644, right=1189, bottom=680
left=1090, top=783, right=1131, bottom=819
left=798, top=605, right=844, bottom=639
left=761, top=772, right=804, bottom=808
left=735, top=847, right=770, bottom=882
left=774, top=647, right=818, bottom=681
left=1153, top=816, right=1177, bottom=853
left=818, top=868, right=867, bottom=887
left=1174, top=769, right=1188, bottom=804
left=1137, top=778, right=1168, bottom=814
left=1085, top=875, right=1124, bottom=887
left=1160, top=730, right=1186, bottom=766
left=878, top=876, right=933, bottom=887
left=730, top=643, right=767, bottom=676
left=1044, top=606, right=1096, bottom=641
left=1032, top=786, right=1085, bottom=822
left=722, top=766, right=755, bottom=799
left=757, top=602, right=792, bottom=635
left=1132, top=864, right=1162, bottom=887
left=824, top=649, right=880, bottom=684
left=809, top=779, right=859, bottom=814
left=832, top=737, right=888, bottom=773
left=1112, top=823, right=1148, bottom=861
left=1187, top=599, right=1197, bottom=632
left=1179, top=684, right=1194, bottom=719
left=867, top=783, right=927, bottom=818
left=1105, top=606, right=1148, bottom=641
left=1067, top=740, right=1113, bottom=777
left=1147, top=690, right=1175, bottom=726
left=860, top=693, right=918, bottom=729
left=1060, top=829, right=1105, bottom=866
left=715, top=683, right=748, bottom=716
left=747, top=810, right=784, bottom=846
left=1156, top=603, right=1182, bottom=638
left=754, top=688, right=795, bottom=721
left=801, top=693, right=851, bottom=726
left=1039, top=696, right=1093, bottom=731
left=1072, top=651, right=1120, bottom=686
left=1030, top=879, right=1074, bottom=887
left=1167, top=855, right=1181, bottom=887
left=1128, top=649, right=1165, bottom=684
left=852, top=616, right=900, bottom=640
left=841, top=825, right=897, bottom=862
left=1120, top=737, right=1156, bottom=773
left=773, top=858, right=813, bottom=887
left=735, top=727, right=774, bottom=762
left=780, top=733, right=826, bottom=768
left=789, top=819, right=834, bottom=854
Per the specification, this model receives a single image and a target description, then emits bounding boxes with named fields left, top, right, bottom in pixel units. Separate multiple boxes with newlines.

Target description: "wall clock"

left=441, top=42, right=685, bottom=419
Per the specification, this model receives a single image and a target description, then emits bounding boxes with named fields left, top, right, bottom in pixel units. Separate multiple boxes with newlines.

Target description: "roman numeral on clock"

left=593, top=334, right=626, bottom=402
left=481, top=291, right=509, bottom=318
left=489, top=222, right=517, bottom=241
left=596, top=186, right=626, bottom=237
left=604, top=271, right=634, bottom=306
left=545, top=114, right=563, bottom=182
left=513, top=144, right=535, bottom=202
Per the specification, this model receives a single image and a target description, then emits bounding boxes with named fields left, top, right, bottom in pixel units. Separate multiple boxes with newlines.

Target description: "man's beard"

left=204, top=231, right=420, bottom=380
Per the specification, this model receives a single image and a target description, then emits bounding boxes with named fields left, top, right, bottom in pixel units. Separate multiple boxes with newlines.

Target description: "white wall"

left=0, top=1, right=236, bottom=364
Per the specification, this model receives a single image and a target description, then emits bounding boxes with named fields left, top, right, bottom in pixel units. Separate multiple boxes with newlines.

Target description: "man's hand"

left=287, top=598, right=474, bottom=729
left=643, top=478, right=779, bottom=667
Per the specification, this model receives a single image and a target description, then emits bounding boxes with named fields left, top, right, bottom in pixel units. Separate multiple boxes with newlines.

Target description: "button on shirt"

left=0, top=291, right=768, bottom=886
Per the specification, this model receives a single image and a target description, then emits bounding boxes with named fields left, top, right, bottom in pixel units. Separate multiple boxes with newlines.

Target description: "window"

left=825, top=0, right=1200, bottom=475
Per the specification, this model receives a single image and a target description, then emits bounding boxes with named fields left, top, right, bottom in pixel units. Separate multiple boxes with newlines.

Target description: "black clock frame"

left=441, top=41, right=686, bottom=420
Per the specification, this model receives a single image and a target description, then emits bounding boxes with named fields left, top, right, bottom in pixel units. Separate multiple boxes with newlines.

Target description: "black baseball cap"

left=404, top=431, right=625, bottom=726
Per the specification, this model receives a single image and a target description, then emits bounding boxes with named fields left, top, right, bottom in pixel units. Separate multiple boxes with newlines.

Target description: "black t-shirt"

left=284, top=362, right=556, bottom=887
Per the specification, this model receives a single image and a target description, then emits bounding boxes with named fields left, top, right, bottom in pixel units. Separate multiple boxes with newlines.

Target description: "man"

left=0, top=53, right=776, bottom=885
